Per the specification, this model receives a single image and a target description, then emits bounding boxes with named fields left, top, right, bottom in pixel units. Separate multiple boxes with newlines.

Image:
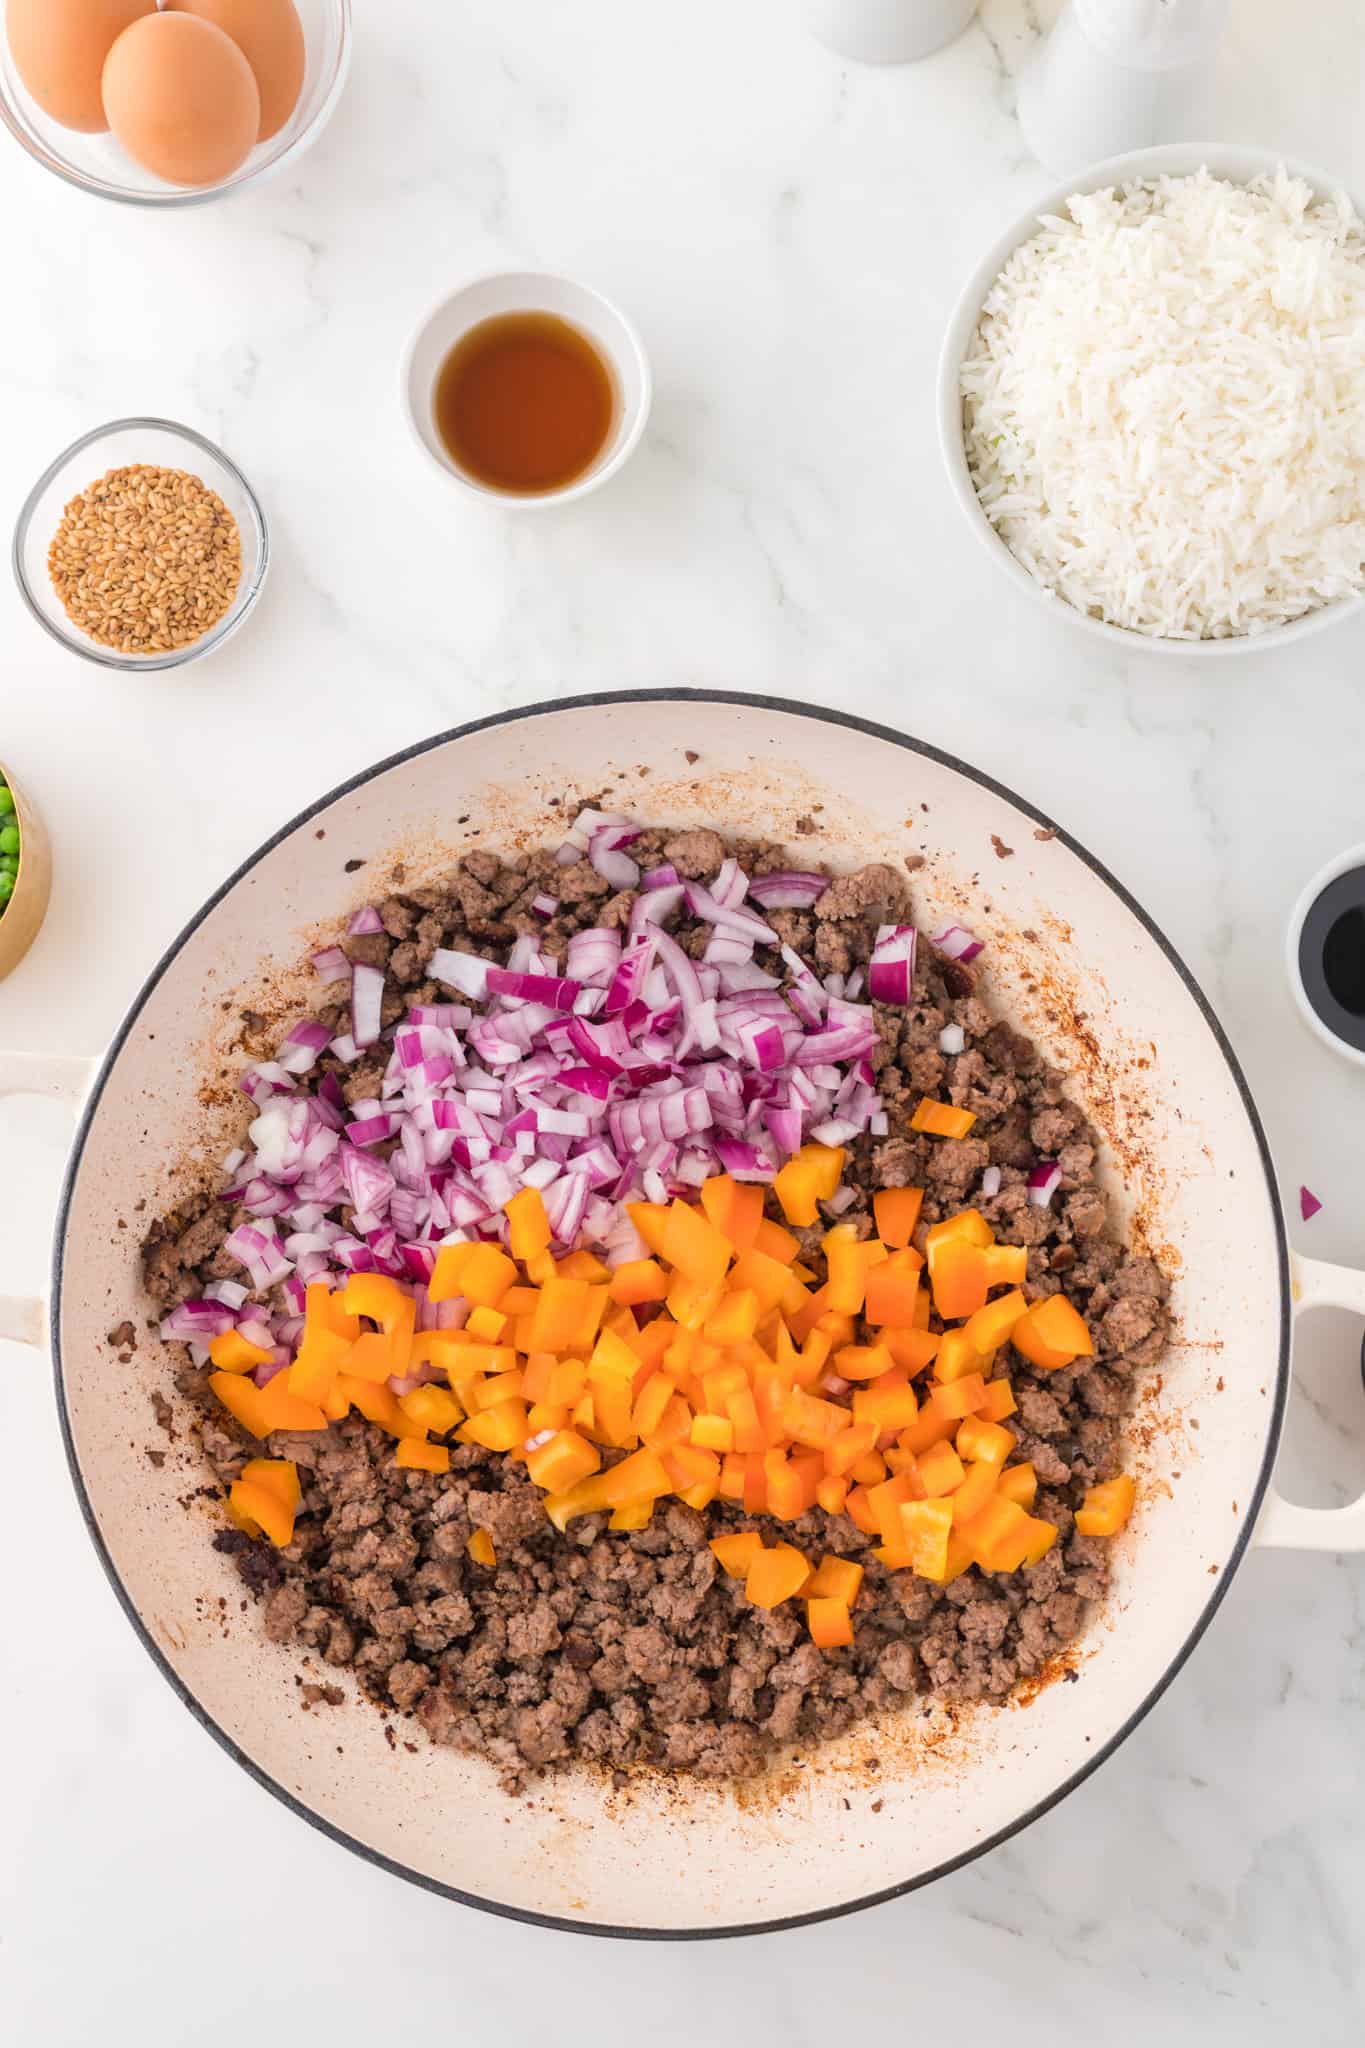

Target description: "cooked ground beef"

left=145, top=823, right=1168, bottom=1793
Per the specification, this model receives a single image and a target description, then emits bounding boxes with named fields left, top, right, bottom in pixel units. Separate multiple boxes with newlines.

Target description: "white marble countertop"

left=2, top=0, right=1364, bottom=2035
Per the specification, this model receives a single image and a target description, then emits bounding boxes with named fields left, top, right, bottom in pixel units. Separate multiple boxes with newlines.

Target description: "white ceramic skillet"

left=3, top=691, right=1363, bottom=1938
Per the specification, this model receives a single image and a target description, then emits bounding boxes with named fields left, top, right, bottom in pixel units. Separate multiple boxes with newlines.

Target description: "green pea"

left=0, top=789, right=14, bottom=816
left=0, top=854, right=16, bottom=877
left=0, top=872, right=14, bottom=903
left=0, top=825, right=18, bottom=856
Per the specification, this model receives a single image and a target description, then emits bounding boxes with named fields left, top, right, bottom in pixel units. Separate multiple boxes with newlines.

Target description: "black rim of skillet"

left=50, top=688, right=1292, bottom=1942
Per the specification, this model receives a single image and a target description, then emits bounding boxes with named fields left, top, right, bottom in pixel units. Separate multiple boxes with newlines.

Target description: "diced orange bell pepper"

left=505, top=1185, right=552, bottom=1262
left=807, top=1554, right=864, bottom=1605
left=950, top=1459, right=999, bottom=1527
left=557, top=1249, right=610, bottom=1283
left=882, top=1326, right=940, bottom=1375
left=960, top=1494, right=1042, bottom=1573
left=806, top=1597, right=853, bottom=1648
left=865, top=1472, right=919, bottom=1547
left=609, top=1500, right=654, bottom=1531
left=542, top=1473, right=614, bottom=1530
left=834, top=1341, right=895, bottom=1382
left=981, top=1377, right=1017, bottom=1421
left=852, top=1382, right=919, bottom=1431
left=897, top=1498, right=954, bottom=1579
left=600, top=1446, right=673, bottom=1507
left=526, top=1401, right=570, bottom=1434
left=744, top=1541, right=811, bottom=1609
left=782, top=1387, right=847, bottom=1448
left=396, top=1439, right=450, bottom=1474
left=433, top=1241, right=517, bottom=1309
left=459, top=1400, right=530, bottom=1452
left=965, top=1289, right=1029, bottom=1357
left=910, top=1099, right=977, bottom=1138
left=704, top=1290, right=760, bottom=1345
left=815, top=1474, right=849, bottom=1516
left=242, top=1457, right=301, bottom=1514
left=773, top=1143, right=844, bottom=1226
left=208, top=1328, right=274, bottom=1374
left=565, top=1285, right=609, bottom=1356
left=467, top=1527, right=496, bottom=1566
left=753, top=1216, right=800, bottom=1265
left=823, top=1229, right=887, bottom=1315
left=897, top=1403, right=957, bottom=1457
left=929, top=1238, right=989, bottom=1320
left=873, top=1185, right=924, bottom=1249
left=334, top=1373, right=414, bottom=1436
left=925, top=1208, right=993, bottom=1252
left=843, top=1484, right=878, bottom=1536
left=863, top=1248, right=925, bottom=1327
left=608, top=1258, right=669, bottom=1306
left=631, top=1371, right=677, bottom=1441
left=955, top=1414, right=1016, bottom=1468
left=824, top=1418, right=879, bottom=1476
left=525, top=1428, right=601, bottom=1493
left=526, top=1277, right=589, bottom=1353
left=699, top=1174, right=765, bottom=1251
left=728, top=1248, right=804, bottom=1317
left=710, top=1530, right=764, bottom=1578
left=981, top=1243, right=1028, bottom=1288
left=932, top=1327, right=979, bottom=1386
left=1075, top=1473, right=1136, bottom=1537
left=666, top=1271, right=724, bottom=1332
left=467, top=1368, right=525, bottom=1412
left=625, top=1201, right=670, bottom=1256
left=227, top=1475, right=295, bottom=1547
left=466, top=1305, right=507, bottom=1342
left=997, top=1461, right=1037, bottom=1509
left=725, top=1385, right=766, bottom=1455
left=210, top=1369, right=327, bottom=1440
left=929, top=1373, right=988, bottom=1421
left=716, top=1449, right=749, bottom=1499
left=661, top=1199, right=733, bottom=1289
left=398, top=1385, right=463, bottom=1434
left=1010, top=1316, right=1072, bottom=1371
left=288, top=1323, right=353, bottom=1406
left=849, top=1449, right=888, bottom=1486
left=1026, top=1292, right=1095, bottom=1360
left=916, top=1439, right=966, bottom=1498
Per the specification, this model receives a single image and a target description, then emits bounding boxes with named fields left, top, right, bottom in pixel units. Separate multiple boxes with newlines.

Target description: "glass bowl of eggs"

left=0, top=0, right=350, bottom=206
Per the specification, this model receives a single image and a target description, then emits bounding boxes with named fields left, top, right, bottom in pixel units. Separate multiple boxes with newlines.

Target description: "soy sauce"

left=433, top=312, right=616, bottom=495
left=1300, top=867, right=1365, bottom=1052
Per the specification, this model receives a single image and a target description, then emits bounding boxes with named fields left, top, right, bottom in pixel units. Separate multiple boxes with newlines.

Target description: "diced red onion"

left=347, top=905, right=384, bottom=937
left=160, top=1298, right=238, bottom=1342
left=932, top=922, right=984, bottom=964
left=351, top=963, right=385, bottom=1049
left=867, top=924, right=917, bottom=1006
left=748, top=870, right=828, bottom=909
left=430, top=949, right=490, bottom=1000
left=311, top=945, right=351, bottom=985
left=531, top=894, right=559, bottom=918
left=825, top=1185, right=858, bottom=1216
left=1300, top=1185, right=1322, bottom=1222
left=981, top=1165, right=1002, bottom=1198
left=641, top=864, right=679, bottom=890
left=1028, top=1161, right=1062, bottom=1208
left=939, top=1022, right=966, bottom=1055
left=589, top=823, right=641, bottom=891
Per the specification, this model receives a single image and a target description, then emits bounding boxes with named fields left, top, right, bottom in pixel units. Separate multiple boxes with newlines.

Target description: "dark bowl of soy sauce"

left=1290, top=847, right=1365, bottom=1064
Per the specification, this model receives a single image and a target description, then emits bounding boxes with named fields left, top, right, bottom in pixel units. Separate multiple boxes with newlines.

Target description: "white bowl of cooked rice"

left=938, top=144, right=1365, bottom=654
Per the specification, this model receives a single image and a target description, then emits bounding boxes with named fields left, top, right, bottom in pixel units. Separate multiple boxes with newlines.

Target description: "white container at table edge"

left=936, top=142, right=1365, bottom=660
left=801, top=0, right=978, bottom=65
left=1017, top=1, right=1229, bottom=177
left=401, top=273, right=651, bottom=508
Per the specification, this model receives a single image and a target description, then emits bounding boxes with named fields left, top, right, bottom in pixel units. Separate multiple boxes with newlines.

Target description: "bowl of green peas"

left=0, top=765, right=51, bottom=980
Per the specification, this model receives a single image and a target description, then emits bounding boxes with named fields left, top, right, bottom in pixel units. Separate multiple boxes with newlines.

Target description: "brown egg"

left=6, top=0, right=154, bottom=133
left=101, top=11, right=260, bottom=187
left=169, top=0, right=305, bottom=142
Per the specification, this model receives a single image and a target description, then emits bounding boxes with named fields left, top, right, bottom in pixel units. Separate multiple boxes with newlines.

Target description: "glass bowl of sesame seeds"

left=11, top=418, right=269, bottom=671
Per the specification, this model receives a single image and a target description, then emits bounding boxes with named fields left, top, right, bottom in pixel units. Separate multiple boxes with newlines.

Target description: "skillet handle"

left=1255, top=1254, right=1365, bottom=1553
left=0, top=1049, right=98, bottom=1350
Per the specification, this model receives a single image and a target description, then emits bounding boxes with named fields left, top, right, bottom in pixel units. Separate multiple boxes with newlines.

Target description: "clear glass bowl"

left=0, top=0, right=350, bottom=207
left=13, top=418, right=269, bottom=671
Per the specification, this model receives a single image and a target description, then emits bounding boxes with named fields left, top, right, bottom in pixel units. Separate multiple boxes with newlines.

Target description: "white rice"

left=961, top=168, right=1365, bottom=640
